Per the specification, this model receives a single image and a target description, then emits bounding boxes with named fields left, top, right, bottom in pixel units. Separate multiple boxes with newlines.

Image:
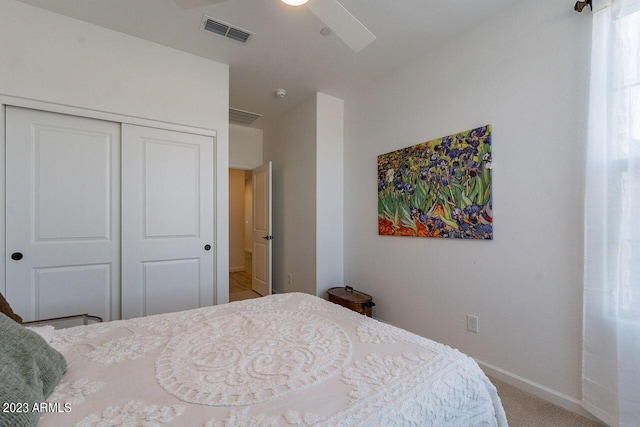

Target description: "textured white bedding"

left=41, top=292, right=507, bottom=426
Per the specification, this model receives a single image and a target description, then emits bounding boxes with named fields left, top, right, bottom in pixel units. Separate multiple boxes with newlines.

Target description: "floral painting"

left=378, top=125, right=493, bottom=239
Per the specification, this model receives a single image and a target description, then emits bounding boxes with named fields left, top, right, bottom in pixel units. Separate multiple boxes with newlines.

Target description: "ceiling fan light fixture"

left=281, top=0, right=309, bottom=6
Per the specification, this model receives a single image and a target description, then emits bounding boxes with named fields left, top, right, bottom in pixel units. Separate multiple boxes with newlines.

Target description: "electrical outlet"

left=467, top=314, right=479, bottom=333
left=287, top=274, right=292, bottom=285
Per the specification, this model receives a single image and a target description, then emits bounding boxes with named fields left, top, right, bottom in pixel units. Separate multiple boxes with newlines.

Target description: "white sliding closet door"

left=5, top=107, right=121, bottom=322
left=121, top=124, right=215, bottom=319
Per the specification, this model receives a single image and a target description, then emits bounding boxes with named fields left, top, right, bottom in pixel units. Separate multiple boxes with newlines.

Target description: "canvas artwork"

left=377, top=125, right=493, bottom=239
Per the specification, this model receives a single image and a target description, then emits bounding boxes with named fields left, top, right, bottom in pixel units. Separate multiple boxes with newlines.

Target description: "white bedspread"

left=41, top=293, right=507, bottom=426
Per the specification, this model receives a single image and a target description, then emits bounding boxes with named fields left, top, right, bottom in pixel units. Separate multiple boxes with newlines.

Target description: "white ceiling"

left=14, top=0, right=519, bottom=127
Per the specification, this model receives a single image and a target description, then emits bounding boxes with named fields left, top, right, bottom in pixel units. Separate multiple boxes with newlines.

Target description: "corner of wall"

left=476, top=359, right=602, bottom=423
left=262, top=95, right=318, bottom=296
left=315, top=93, right=345, bottom=297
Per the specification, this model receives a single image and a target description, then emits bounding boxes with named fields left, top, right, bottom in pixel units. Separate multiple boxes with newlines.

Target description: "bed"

left=3, top=292, right=507, bottom=426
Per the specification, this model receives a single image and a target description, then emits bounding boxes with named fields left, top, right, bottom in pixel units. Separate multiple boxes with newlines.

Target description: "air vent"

left=201, top=15, right=253, bottom=43
left=229, top=108, right=262, bottom=126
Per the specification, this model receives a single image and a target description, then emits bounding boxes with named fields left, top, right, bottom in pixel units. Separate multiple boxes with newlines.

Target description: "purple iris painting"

left=377, top=125, right=493, bottom=240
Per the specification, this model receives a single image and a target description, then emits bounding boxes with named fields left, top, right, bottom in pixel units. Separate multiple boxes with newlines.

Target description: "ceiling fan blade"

left=174, top=0, right=229, bottom=10
left=307, top=0, right=376, bottom=53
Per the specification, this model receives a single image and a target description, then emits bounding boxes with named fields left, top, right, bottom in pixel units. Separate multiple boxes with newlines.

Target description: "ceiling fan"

left=173, top=0, right=376, bottom=53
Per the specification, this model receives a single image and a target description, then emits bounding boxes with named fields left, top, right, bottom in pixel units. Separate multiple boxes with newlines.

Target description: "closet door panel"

left=142, top=259, right=200, bottom=316
left=35, top=132, right=112, bottom=240
left=121, top=124, right=214, bottom=319
left=34, top=264, right=112, bottom=320
left=144, top=141, right=199, bottom=238
left=5, top=107, right=121, bottom=322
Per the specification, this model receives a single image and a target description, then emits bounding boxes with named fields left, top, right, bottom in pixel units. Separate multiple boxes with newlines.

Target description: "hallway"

left=229, top=270, right=261, bottom=302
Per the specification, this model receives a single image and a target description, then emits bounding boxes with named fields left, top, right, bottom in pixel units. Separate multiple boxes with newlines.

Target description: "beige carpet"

left=490, top=377, right=605, bottom=427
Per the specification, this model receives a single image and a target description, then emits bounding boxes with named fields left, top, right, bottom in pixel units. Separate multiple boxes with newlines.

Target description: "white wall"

left=264, top=96, right=317, bottom=295
left=0, top=0, right=228, bottom=131
left=344, top=0, right=591, bottom=414
left=316, top=93, right=345, bottom=297
left=264, top=93, right=346, bottom=297
left=230, top=124, right=263, bottom=169
left=0, top=0, right=230, bottom=304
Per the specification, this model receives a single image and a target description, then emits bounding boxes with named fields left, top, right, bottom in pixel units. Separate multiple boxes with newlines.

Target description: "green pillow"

left=0, top=313, right=67, bottom=427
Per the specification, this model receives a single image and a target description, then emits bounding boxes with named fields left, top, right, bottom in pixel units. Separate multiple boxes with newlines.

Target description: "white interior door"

left=252, top=162, right=272, bottom=296
left=121, top=124, right=214, bottom=319
left=5, top=107, right=121, bottom=322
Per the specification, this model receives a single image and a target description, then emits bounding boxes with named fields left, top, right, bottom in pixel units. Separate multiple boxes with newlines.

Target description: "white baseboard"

left=476, top=359, right=603, bottom=424
left=229, top=267, right=245, bottom=273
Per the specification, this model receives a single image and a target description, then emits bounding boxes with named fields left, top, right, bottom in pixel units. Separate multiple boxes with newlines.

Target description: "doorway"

left=229, top=168, right=261, bottom=302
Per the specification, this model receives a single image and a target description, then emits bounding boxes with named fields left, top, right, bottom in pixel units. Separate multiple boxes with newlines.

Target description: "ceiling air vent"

left=229, top=108, right=262, bottom=126
left=201, top=15, right=253, bottom=43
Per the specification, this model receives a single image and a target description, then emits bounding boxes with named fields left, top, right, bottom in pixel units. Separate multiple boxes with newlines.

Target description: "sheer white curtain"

left=583, top=0, right=640, bottom=426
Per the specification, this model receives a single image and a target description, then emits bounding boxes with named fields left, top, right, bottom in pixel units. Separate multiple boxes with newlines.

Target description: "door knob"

left=204, top=244, right=211, bottom=251
left=11, top=252, right=23, bottom=261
